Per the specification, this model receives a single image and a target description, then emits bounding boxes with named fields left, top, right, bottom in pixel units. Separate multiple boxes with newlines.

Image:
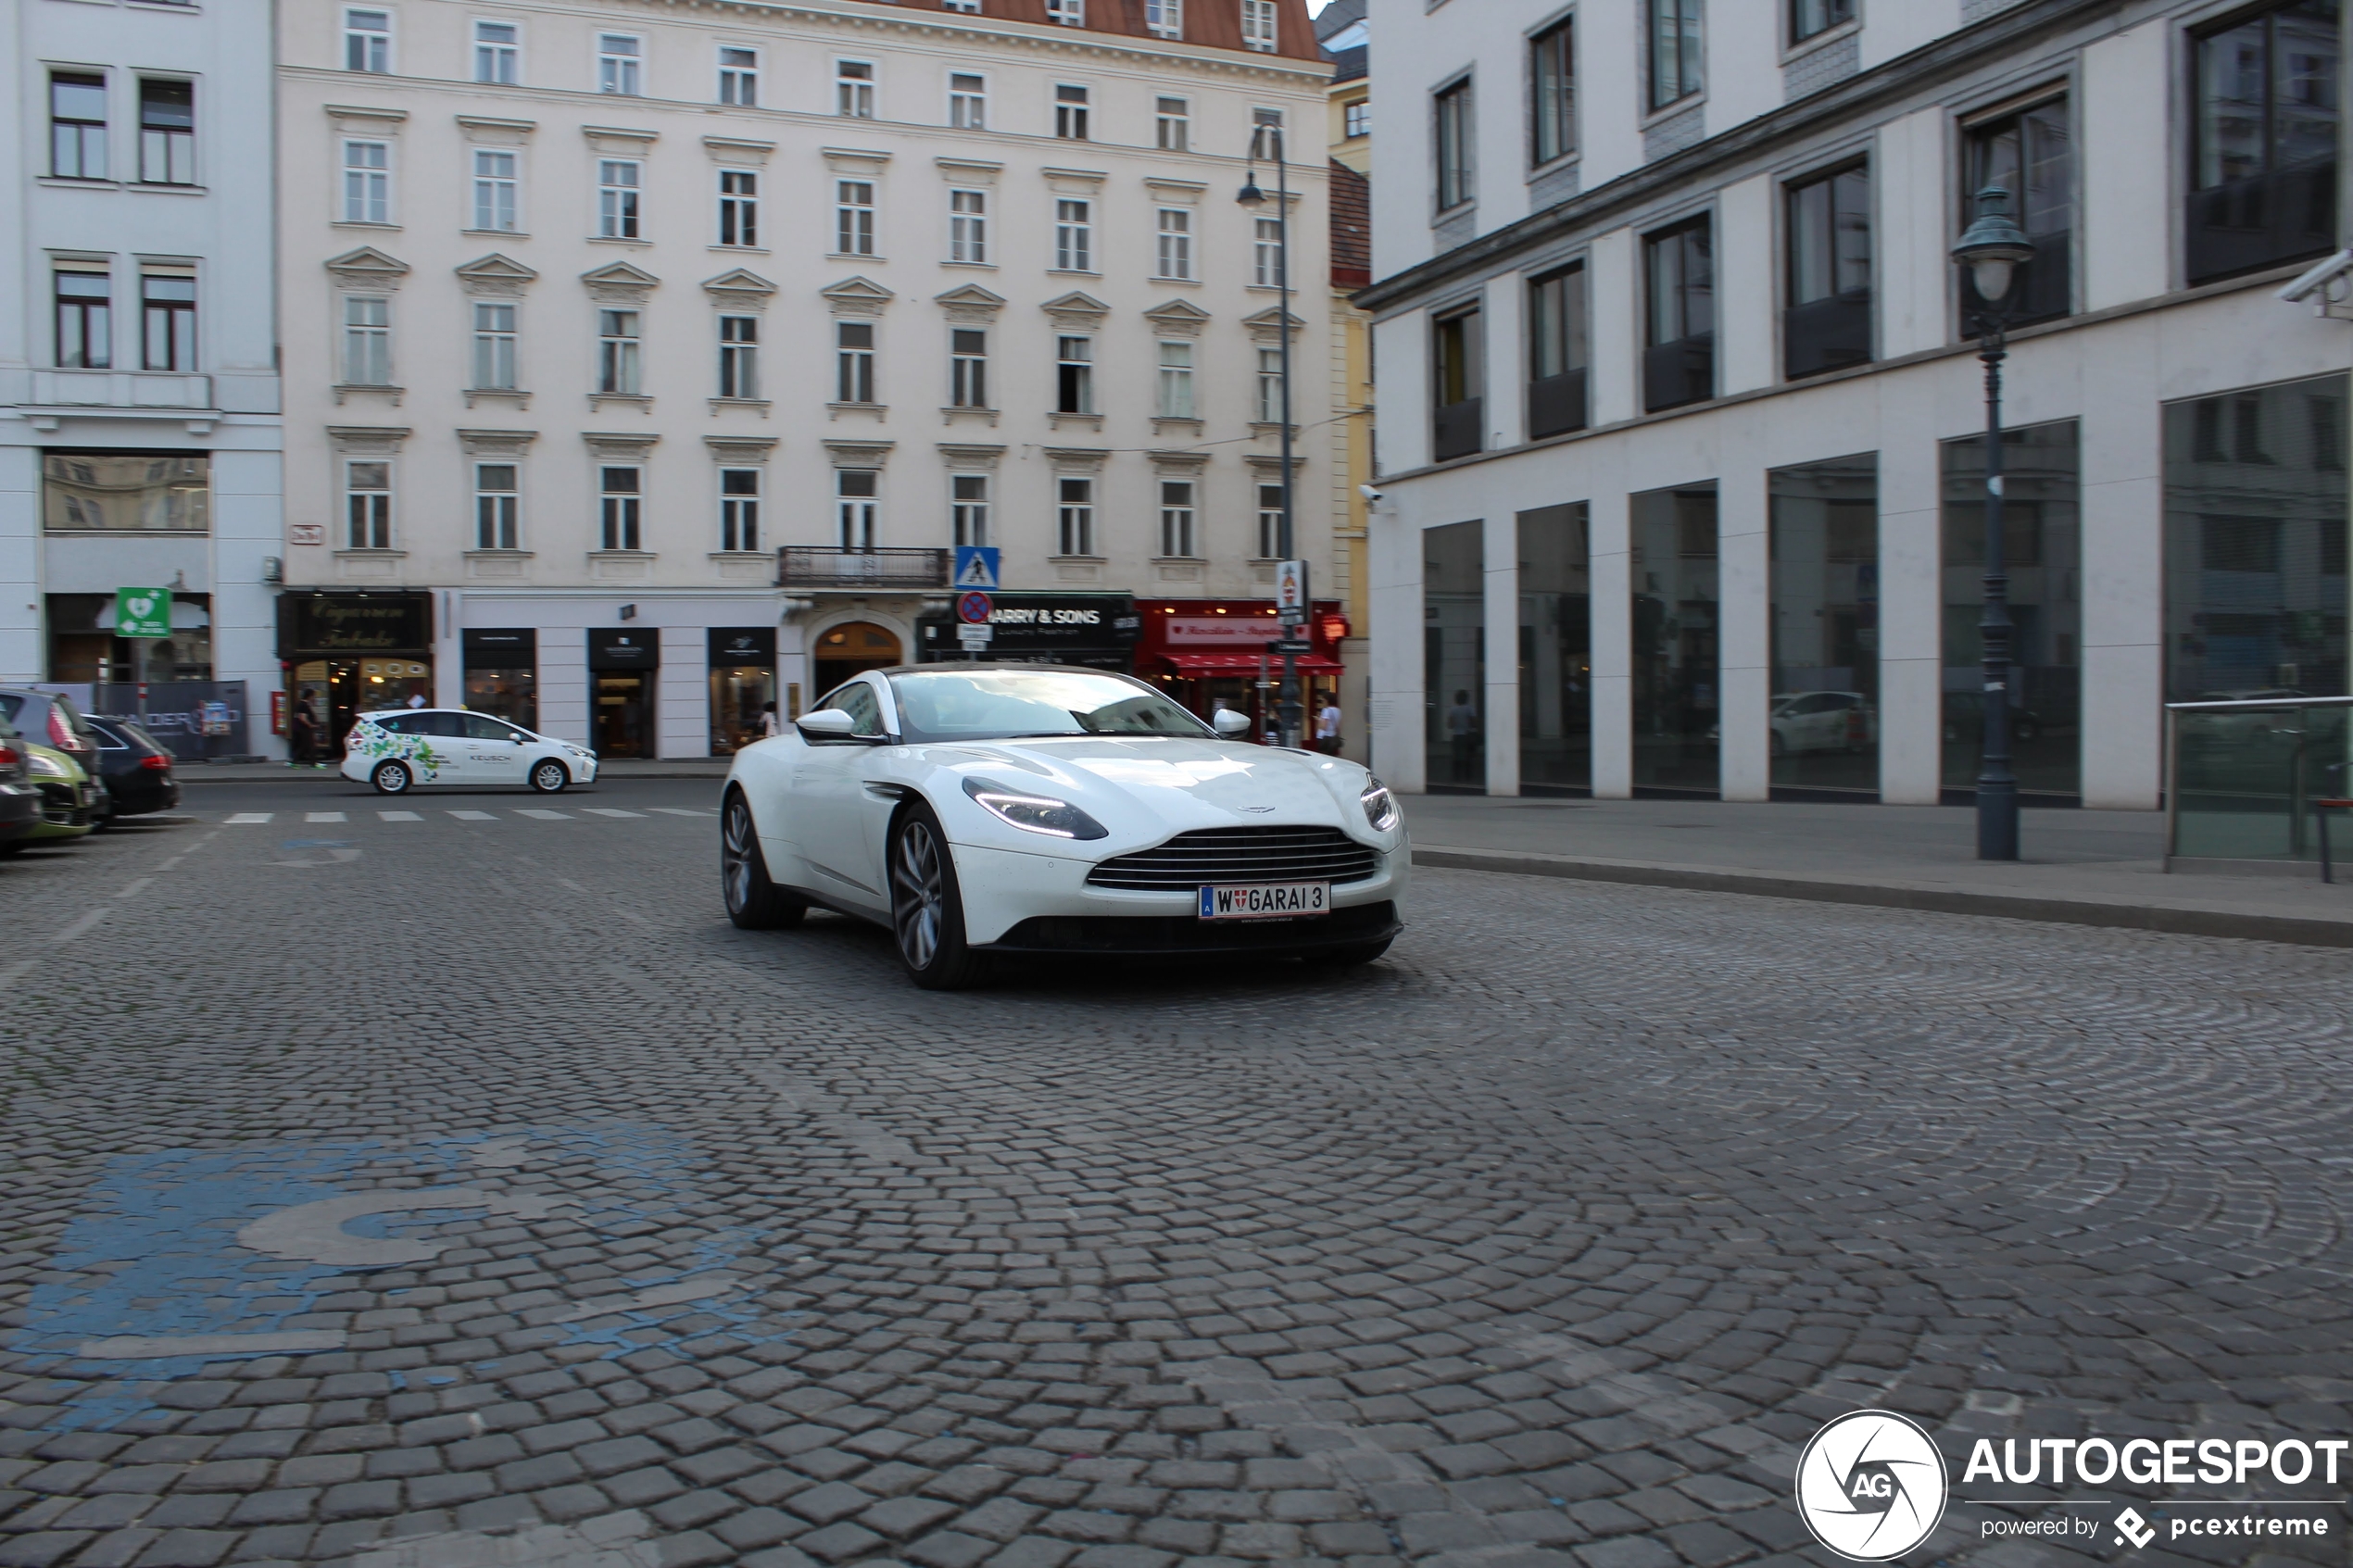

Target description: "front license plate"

left=1198, top=882, right=1330, bottom=921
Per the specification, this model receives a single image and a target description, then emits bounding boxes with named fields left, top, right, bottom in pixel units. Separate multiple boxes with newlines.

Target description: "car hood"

left=922, top=735, right=1373, bottom=842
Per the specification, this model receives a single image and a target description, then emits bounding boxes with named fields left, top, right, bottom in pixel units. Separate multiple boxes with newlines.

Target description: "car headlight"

left=963, top=776, right=1108, bottom=840
left=1360, top=775, right=1400, bottom=833
left=27, top=754, right=66, bottom=779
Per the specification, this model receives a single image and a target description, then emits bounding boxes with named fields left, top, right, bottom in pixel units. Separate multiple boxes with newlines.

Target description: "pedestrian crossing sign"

left=953, top=546, right=1000, bottom=590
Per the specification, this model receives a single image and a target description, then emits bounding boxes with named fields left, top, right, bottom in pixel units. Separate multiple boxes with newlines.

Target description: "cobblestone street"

left=1, top=781, right=2347, bottom=1568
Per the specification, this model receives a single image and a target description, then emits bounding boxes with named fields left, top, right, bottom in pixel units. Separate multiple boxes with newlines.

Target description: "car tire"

left=888, top=802, right=988, bottom=991
left=529, top=759, right=570, bottom=794
left=1302, top=937, right=1393, bottom=968
left=723, top=790, right=805, bottom=931
left=371, top=760, right=411, bottom=795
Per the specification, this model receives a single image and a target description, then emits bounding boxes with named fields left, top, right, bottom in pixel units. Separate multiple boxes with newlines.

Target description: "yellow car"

left=16, top=740, right=102, bottom=847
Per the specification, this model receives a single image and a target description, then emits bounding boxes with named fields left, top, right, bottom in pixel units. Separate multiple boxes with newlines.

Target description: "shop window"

left=1424, top=520, right=1485, bottom=791
left=1518, top=503, right=1590, bottom=793
left=1769, top=455, right=1879, bottom=797
left=1630, top=483, right=1718, bottom=795
left=464, top=630, right=537, bottom=733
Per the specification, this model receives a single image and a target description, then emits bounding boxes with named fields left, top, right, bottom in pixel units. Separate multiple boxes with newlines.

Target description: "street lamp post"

left=1952, top=184, right=2037, bottom=862
left=1238, top=127, right=1302, bottom=749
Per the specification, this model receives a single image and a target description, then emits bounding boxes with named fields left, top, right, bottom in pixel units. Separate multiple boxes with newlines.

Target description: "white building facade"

left=1361, top=0, right=2351, bottom=809
left=2, top=0, right=283, bottom=755
left=277, top=0, right=1329, bottom=760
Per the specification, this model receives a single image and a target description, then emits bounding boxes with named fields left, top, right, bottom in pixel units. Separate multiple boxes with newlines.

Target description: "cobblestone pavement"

left=2, top=782, right=2349, bottom=1568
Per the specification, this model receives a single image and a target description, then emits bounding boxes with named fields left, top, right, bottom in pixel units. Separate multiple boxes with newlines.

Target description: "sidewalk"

left=179, top=759, right=736, bottom=782
left=1403, top=794, right=2353, bottom=948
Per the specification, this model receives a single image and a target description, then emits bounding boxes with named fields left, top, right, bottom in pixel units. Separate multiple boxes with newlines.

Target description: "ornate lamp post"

left=1951, top=184, right=2037, bottom=861
left=1238, top=126, right=1302, bottom=748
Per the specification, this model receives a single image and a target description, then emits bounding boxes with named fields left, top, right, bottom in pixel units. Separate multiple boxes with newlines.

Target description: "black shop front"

left=913, top=593, right=1140, bottom=671
left=587, top=628, right=659, bottom=758
left=277, top=591, right=434, bottom=757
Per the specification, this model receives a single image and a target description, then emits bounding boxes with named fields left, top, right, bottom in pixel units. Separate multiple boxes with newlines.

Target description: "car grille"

left=1086, top=825, right=1378, bottom=891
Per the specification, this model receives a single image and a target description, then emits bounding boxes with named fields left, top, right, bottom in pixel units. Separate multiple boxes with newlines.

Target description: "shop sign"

left=281, top=593, right=432, bottom=656
left=708, top=627, right=775, bottom=665
left=114, top=586, right=172, bottom=638
left=589, top=628, right=661, bottom=671
left=1164, top=615, right=1288, bottom=647
left=464, top=628, right=537, bottom=666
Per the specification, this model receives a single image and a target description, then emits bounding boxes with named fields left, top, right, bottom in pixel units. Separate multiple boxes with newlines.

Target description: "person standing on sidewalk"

left=1446, top=690, right=1478, bottom=783
left=1315, top=696, right=1342, bottom=756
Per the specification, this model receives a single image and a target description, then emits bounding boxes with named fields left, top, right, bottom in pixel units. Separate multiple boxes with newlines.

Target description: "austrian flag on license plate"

left=1198, top=882, right=1331, bottom=920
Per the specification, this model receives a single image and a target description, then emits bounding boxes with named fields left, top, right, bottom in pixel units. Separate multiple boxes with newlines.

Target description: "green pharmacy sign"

left=114, top=586, right=171, bottom=638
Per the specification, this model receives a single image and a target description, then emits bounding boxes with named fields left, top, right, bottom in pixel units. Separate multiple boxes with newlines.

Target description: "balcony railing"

left=27, top=370, right=213, bottom=409
left=2185, top=162, right=2335, bottom=286
left=777, top=546, right=949, bottom=590
left=1643, top=334, right=1714, bottom=414
left=1527, top=370, right=1588, bottom=441
left=1432, top=396, right=1483, bottom=462
left=1782, top=293, right=1873, bottom=381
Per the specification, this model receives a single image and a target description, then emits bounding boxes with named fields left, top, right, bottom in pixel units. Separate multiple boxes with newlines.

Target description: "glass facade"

left=43, top=452, right=209, bottom=532
left=1517, top=505, right=1591, bottom=793
left=1768, top=456, right=1880, bottom=796
left=1630, top=483, right=1719, bottom=794
left=1424, top=521, right=1485, bottom=791
left=2164, top=374, right=2349, bottom=703
left=1942, top=420, right=2083, bottom=797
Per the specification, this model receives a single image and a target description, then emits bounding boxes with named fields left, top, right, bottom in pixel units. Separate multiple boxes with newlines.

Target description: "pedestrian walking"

left=1316, top=696, right=1342, bottom=755
left=759, top=701, right=781, bottom=738
left=289, top=688, right=321, bottom=764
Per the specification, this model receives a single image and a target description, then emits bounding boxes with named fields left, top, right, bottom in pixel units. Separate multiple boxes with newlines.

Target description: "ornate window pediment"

left=455, top=253, right=538, bottom=296
left=326, top=246, right=410, bottom=290
left=821, top=275, right=896, bottom=319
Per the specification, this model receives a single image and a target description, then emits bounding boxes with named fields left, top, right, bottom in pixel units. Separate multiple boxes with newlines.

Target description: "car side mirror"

left=796, top=709, right=859, bottom=741
left=1212, top=709, right=1252, bottom=738
left=513, top=734, right=526, bottom=744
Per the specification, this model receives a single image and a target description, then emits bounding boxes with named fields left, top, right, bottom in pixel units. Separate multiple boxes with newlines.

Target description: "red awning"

left=1160, top=652, right=1343, bottom=675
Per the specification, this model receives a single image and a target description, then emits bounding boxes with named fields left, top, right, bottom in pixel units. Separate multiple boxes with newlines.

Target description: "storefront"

left=811, top=621, right=904, bottom=699
left=587, top=628, right=658, bottom=758
left=463, top=629, right=537, bottom=732
left=276, top=591, right=434, bottom=757
left=1134, top=599, right=1349, bottom=744
left=708, top=627, right=776, bottom=755
left=912, top=593, right=1140, bottom=671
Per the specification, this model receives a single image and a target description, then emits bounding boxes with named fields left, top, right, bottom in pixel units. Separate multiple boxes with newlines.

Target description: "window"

left=949, top=72, right=988, bottom=131
left=475, top=20, right=520, bottom=84
left=837, top=59, right=875, bottom=118
left=598, top=309, right=640, bottom=395
left=1785, top=163, right=1871, bottom=380
left=837, top=180, right=875, bottom=255
left=718, top=315, right=759, bottom=398
left=1055, top=83, right=1090, bottom=140
left=1791, top=0, right=1853, bottom=44
left=598, top=159, right=640, bottom=239
left=950, top=329, right=988, bottom=408
left=600, top=467, right=641, bottom=550
left=142, top=273, right=195, bottom=371
left=139, top=81, right=195, bottom=185
left=719, top=170, right=758, bottom=246
left=1157, top=95, right=1190, bottom=151
left=472, top=149, right=517, bottom=232
left=1435, top=80, right=1473, bottom=210
left=1055, top=200, right=1093, bottom=271
left=598, top=34, right=641, bottom=95
left=952, top=474, right=989, bottom=547
left=1057, top=477, right=1095, bottom=555
left=1246, top=345, right=1282, bottom=424
left=472, top=301, right=516, bottom=389
left=943, top=0, right=980, bottom=11
left=55, top=272, right=110, bottom=370
left=1147, top=0, right=1182, bottom=38
left=1256, top=483, right=1283, bottom=558
left=837, top=321, right=875, bottom=402
left=1345, top=98, right=1371, bottom=139
left=950, top=188, right=987, bottom=263
left=1048, top=0, right=1084, bottom=24
left=837, top=470, right=877, bottom=551
left=718, top=46, right=758, bottom=106
left=1254, top=106, right=1286, bottom=133
left=1252, top=218, right=1284, bottom=287
left=343, top=140, right=389, bottom=222
left=1159, top=481, right=1197, bottom=558
left=1057, top=336, right=1094, bottom=414
left=1432, top=307, right=1481, bottom=460
left=721, top=468, right=760, bottom=550
left=1241, top=0, right=1277, bottom=52
left=345, top=9, right=391, bottom=73
left=1531, top=19, right=1574, bottom=165
left=1527, top=262, right=1589, bottom=439
left=1649, top=0, right=1703, bottom=111
left=1643, top=217, right=1713, bottom=412
left=347, top=460, right=392, bottom=548
left=475, top=463, right=518, bottom=549
left=50, top=73, right=107, bottom=181
left=2191, top=5, right=2341, bottom=284
left=1157, top=208, right=1194, bottom=280
left=1963, top=96, right=2073, bottom=326
left=1157, top=341, right=1195, bottom=418
left=343, top=295, right=390, bottom=384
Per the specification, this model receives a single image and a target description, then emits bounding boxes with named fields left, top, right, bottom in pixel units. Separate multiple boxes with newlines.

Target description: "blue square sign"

left=953, top=546, right=1000, bottom=591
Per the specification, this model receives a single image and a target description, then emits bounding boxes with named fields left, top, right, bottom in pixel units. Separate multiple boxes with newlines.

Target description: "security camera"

left=1358, top=484, right=1385, bottom=504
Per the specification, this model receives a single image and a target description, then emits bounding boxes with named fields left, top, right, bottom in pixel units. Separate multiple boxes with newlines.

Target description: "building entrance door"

left=812, top=621, right=901, bottom=701
left=595, top=673, right=654, bottom=758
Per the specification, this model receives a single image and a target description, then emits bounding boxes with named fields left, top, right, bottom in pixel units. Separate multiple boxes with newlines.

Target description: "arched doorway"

left=812, top=621, right=902, bottom=702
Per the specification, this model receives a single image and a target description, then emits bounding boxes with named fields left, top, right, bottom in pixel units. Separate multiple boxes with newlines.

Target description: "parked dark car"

left=0, top=708, right=41, bottom=854
left=82, top=716, right=182, bottom=818
left=0, top=689, right=113, bottom=825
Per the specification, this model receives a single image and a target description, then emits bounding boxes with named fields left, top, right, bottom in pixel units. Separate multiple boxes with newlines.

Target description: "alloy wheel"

left=891, top=819, right=945, bottom=969
left=723, top=798, right=755, bottom=913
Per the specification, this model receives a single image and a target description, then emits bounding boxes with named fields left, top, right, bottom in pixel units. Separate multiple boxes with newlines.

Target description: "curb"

left=1411, top=846, right=2353, bottom=950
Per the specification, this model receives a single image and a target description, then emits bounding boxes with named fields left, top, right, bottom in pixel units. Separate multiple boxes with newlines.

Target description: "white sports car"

left=720, top=666, right=1407, bottom=988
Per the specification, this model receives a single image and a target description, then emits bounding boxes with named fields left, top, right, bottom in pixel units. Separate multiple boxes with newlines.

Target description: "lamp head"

left=1237, top=175, right=1266, bottom=208
left=1953, top=184, right=2036, bottom=306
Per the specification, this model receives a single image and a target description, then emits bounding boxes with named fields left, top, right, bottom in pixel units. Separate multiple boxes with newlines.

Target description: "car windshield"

left=890, top=670, right=1211, bottom=742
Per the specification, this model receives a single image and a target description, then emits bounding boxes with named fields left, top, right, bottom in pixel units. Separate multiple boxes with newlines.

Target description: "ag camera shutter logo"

left=1795, top=1411, right=1949, bottom=1561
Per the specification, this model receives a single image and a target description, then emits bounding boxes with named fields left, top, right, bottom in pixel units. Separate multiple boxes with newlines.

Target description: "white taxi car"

left=343, top=709, right=598, bottom=794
